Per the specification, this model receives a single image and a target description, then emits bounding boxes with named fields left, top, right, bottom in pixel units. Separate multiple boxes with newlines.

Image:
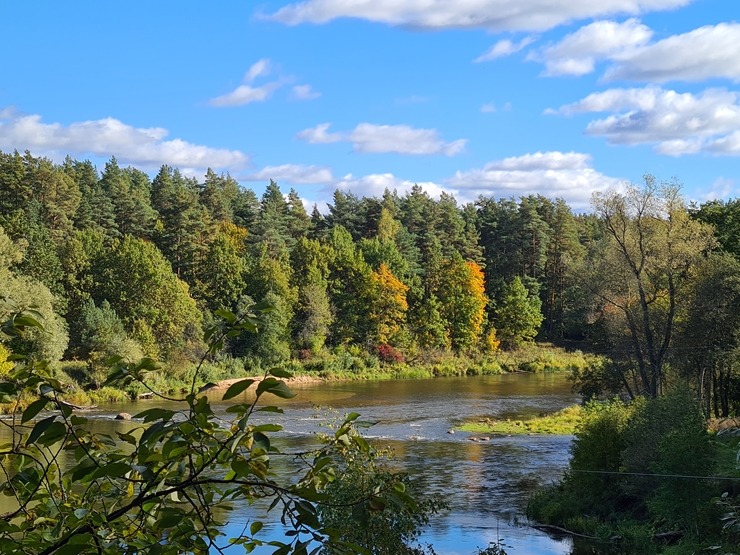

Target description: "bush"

left=622, top=388, right=718, bottom=533
left=375, top=343, right=405, bottom=363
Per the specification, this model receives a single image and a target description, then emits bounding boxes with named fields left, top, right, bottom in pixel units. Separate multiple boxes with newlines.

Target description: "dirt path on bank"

left=208, top=374, right=326, bottom=390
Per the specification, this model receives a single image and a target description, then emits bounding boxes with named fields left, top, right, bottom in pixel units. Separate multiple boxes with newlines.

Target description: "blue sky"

left=1, top=0, right=738, bottom=211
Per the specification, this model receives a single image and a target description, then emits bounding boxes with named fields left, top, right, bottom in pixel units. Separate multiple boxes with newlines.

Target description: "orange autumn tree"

left=369, top=263, right=409, bottom=346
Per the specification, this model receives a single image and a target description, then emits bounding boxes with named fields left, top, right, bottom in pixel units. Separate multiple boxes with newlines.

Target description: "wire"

left=568, top=468, right=740, bottom=482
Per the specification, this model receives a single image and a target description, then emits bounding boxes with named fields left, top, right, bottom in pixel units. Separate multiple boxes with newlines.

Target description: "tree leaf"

left=222, top=379, right=256, bottom=401
left=21, top=398, right=48, bottom=423
left=26, top=415, right=56, bottom=446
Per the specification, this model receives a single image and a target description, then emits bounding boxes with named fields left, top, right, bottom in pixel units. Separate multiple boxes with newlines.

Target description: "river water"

left=98, top=373, right=581, bottom=554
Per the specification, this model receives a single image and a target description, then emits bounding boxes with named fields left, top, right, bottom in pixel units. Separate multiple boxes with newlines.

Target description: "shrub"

left=375, top=343, right=405, bottom=363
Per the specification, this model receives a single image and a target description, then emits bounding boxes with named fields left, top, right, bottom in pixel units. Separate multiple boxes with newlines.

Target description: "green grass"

left=458, top=404, right=582, bottom=435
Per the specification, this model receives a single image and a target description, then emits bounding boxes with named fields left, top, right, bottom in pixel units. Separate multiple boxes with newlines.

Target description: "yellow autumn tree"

left=369, top=263, right=409, bottom=345
left=435, top=256, right=488, bottom=352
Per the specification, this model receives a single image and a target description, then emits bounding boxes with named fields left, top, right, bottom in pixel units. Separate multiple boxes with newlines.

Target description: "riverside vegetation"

left=1, top=149, right=740, bottom=552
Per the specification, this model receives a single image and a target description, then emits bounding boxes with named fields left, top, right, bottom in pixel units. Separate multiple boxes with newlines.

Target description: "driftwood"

left=534, top=524, right=683, bottom=544
left=56, top=400, right=97, bottom=411
left=532, top=524, right=601, bottom=541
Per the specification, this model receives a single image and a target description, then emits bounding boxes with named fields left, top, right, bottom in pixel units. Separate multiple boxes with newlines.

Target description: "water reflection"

left=3, top=374, right=580, bottom=554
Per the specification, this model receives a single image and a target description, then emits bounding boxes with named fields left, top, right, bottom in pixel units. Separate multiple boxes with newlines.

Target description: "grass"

left=458, top=404, right=582, bottom=435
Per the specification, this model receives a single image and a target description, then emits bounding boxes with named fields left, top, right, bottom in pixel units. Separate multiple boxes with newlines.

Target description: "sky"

left=1, top=0, right=738, bottom=211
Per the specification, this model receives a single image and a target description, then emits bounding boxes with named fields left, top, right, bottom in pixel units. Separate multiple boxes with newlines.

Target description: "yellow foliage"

left=0, top=343, right=13, bottom=376
left=218, top=222, right=248, bottom=255
left=370, top=263, right=409, bottom=344
left=483, top=328, right=500, bottom=353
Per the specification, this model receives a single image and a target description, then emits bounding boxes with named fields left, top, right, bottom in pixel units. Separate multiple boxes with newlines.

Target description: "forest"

left=1, top=149, right=740, bottom=553
left=1, top=149, right=739, bottom=414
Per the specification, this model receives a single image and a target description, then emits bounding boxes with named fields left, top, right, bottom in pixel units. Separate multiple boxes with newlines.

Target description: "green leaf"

left=256, top=406, right=284, bottom=414
left=92, top=461, right=130, bottom=480
left=26, top=415, right=56, bottom=446
left=253, top=432, right=270, bottom=452
left=36, top=421, right=67, bottom=446
left=133, top=408, right=175, bottom=423
left=256, top=378, right=295, bottom=399
left=21, top=398, right=48, bottom=423
left=231, top=458, right=253, bottom=477
left=225, top=403, right=252, bottom=414
left=214, top=309, right=238, bottom=324
left=250, top=521, right=263, bottom=535
left=268, top=367, right=294, bottom=379
left=222, top=379, right=256, bottom=401
left=251, top=424, right=282, bottom=433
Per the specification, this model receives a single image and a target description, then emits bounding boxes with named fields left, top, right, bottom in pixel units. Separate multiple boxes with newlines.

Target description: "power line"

left=569, top=468, right=740, bottom=482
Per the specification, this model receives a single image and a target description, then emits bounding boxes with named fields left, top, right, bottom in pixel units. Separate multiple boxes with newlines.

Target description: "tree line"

left=1, top=149, right=739, bottom=416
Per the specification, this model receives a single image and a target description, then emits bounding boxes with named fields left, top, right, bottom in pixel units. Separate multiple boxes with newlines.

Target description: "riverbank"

left=0, top=343, right=599, bottom=415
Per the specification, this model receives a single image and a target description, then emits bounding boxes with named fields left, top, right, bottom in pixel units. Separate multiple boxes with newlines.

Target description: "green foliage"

left=622, top=388, right=717, bottom=533
left=96, top=235, right=203, bottom=357
left=530, top=391, right=724, bottom=548
left=0, top=308, right=439, bottom=555
left=0, top=227, right=68, bottom=362
left=316, top=415, right=448, bottom=555
left=495, top=277, right=543, bottom=350
left=78, top=299, right=143, bottom=387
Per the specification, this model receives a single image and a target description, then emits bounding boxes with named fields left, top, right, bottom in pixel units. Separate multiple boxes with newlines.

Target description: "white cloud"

left=0, top=109, right=248, bottom=170
left=296, top=122, right=343, bottom=144
left=297, top=122, right=466, bottom=156
left=244, top=58, right=272, bottom=82
left=475, top=36, right=535, bottom=62
left=263, top=0, right=692, bottom=32
left=532, top=21, right=740, bottom=82
left=335, top=173, right=447, bottom=199
left=243, top=163, right=334, bottom=184
left=209, top=83, right=282, bottom=107
left=209, top=58, right=286, bottom=107
left=606, top=22, right=740, bottom=82
left=350, top=123, right=466, bottom=155
left=694, top=176, right=737, bottom=202
left=447, top=151, right=622, bottom=209
left=537, top=18, right=652, bottom=76
left=480, top=103, right=497, bottom=113
left=292, top=84, right=321, bottom=100
left=550, top=87, right=740, bottom=156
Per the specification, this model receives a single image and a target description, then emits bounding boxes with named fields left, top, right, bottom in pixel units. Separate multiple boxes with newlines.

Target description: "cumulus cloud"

left=263, top=0, right=692, bottom=32
left=475, top=36, right=535, bottom=62
left=605, top=23, right=740, bottom=82
left=335, top=173, right=447, bottom=199
left=447, top=151, right=622, bottom=209
left=209, top=58, right=287, bottom=107
left=0, top=109, right=248, bottom=170
left=536, top=18, right=652, bottom=76
left=297, top=122, right=466, bottom=156
left=292, top=84, right=321, bottom=100
left=296, top=122, right=343, bottom=144
left=550, top=87, right=740, bottom=156
left=533, top=21, right=740, bottom=82
left=242, top=163, right=334, bottom=184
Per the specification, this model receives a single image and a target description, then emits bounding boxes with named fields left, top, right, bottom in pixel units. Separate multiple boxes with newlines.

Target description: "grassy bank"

left=458, top=405, right=582, bottom=435
left=1, top=343, right=597, bottom=414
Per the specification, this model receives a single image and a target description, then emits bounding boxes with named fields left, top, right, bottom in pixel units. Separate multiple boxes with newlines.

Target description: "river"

left=97, top=373, right=581, bottom=554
